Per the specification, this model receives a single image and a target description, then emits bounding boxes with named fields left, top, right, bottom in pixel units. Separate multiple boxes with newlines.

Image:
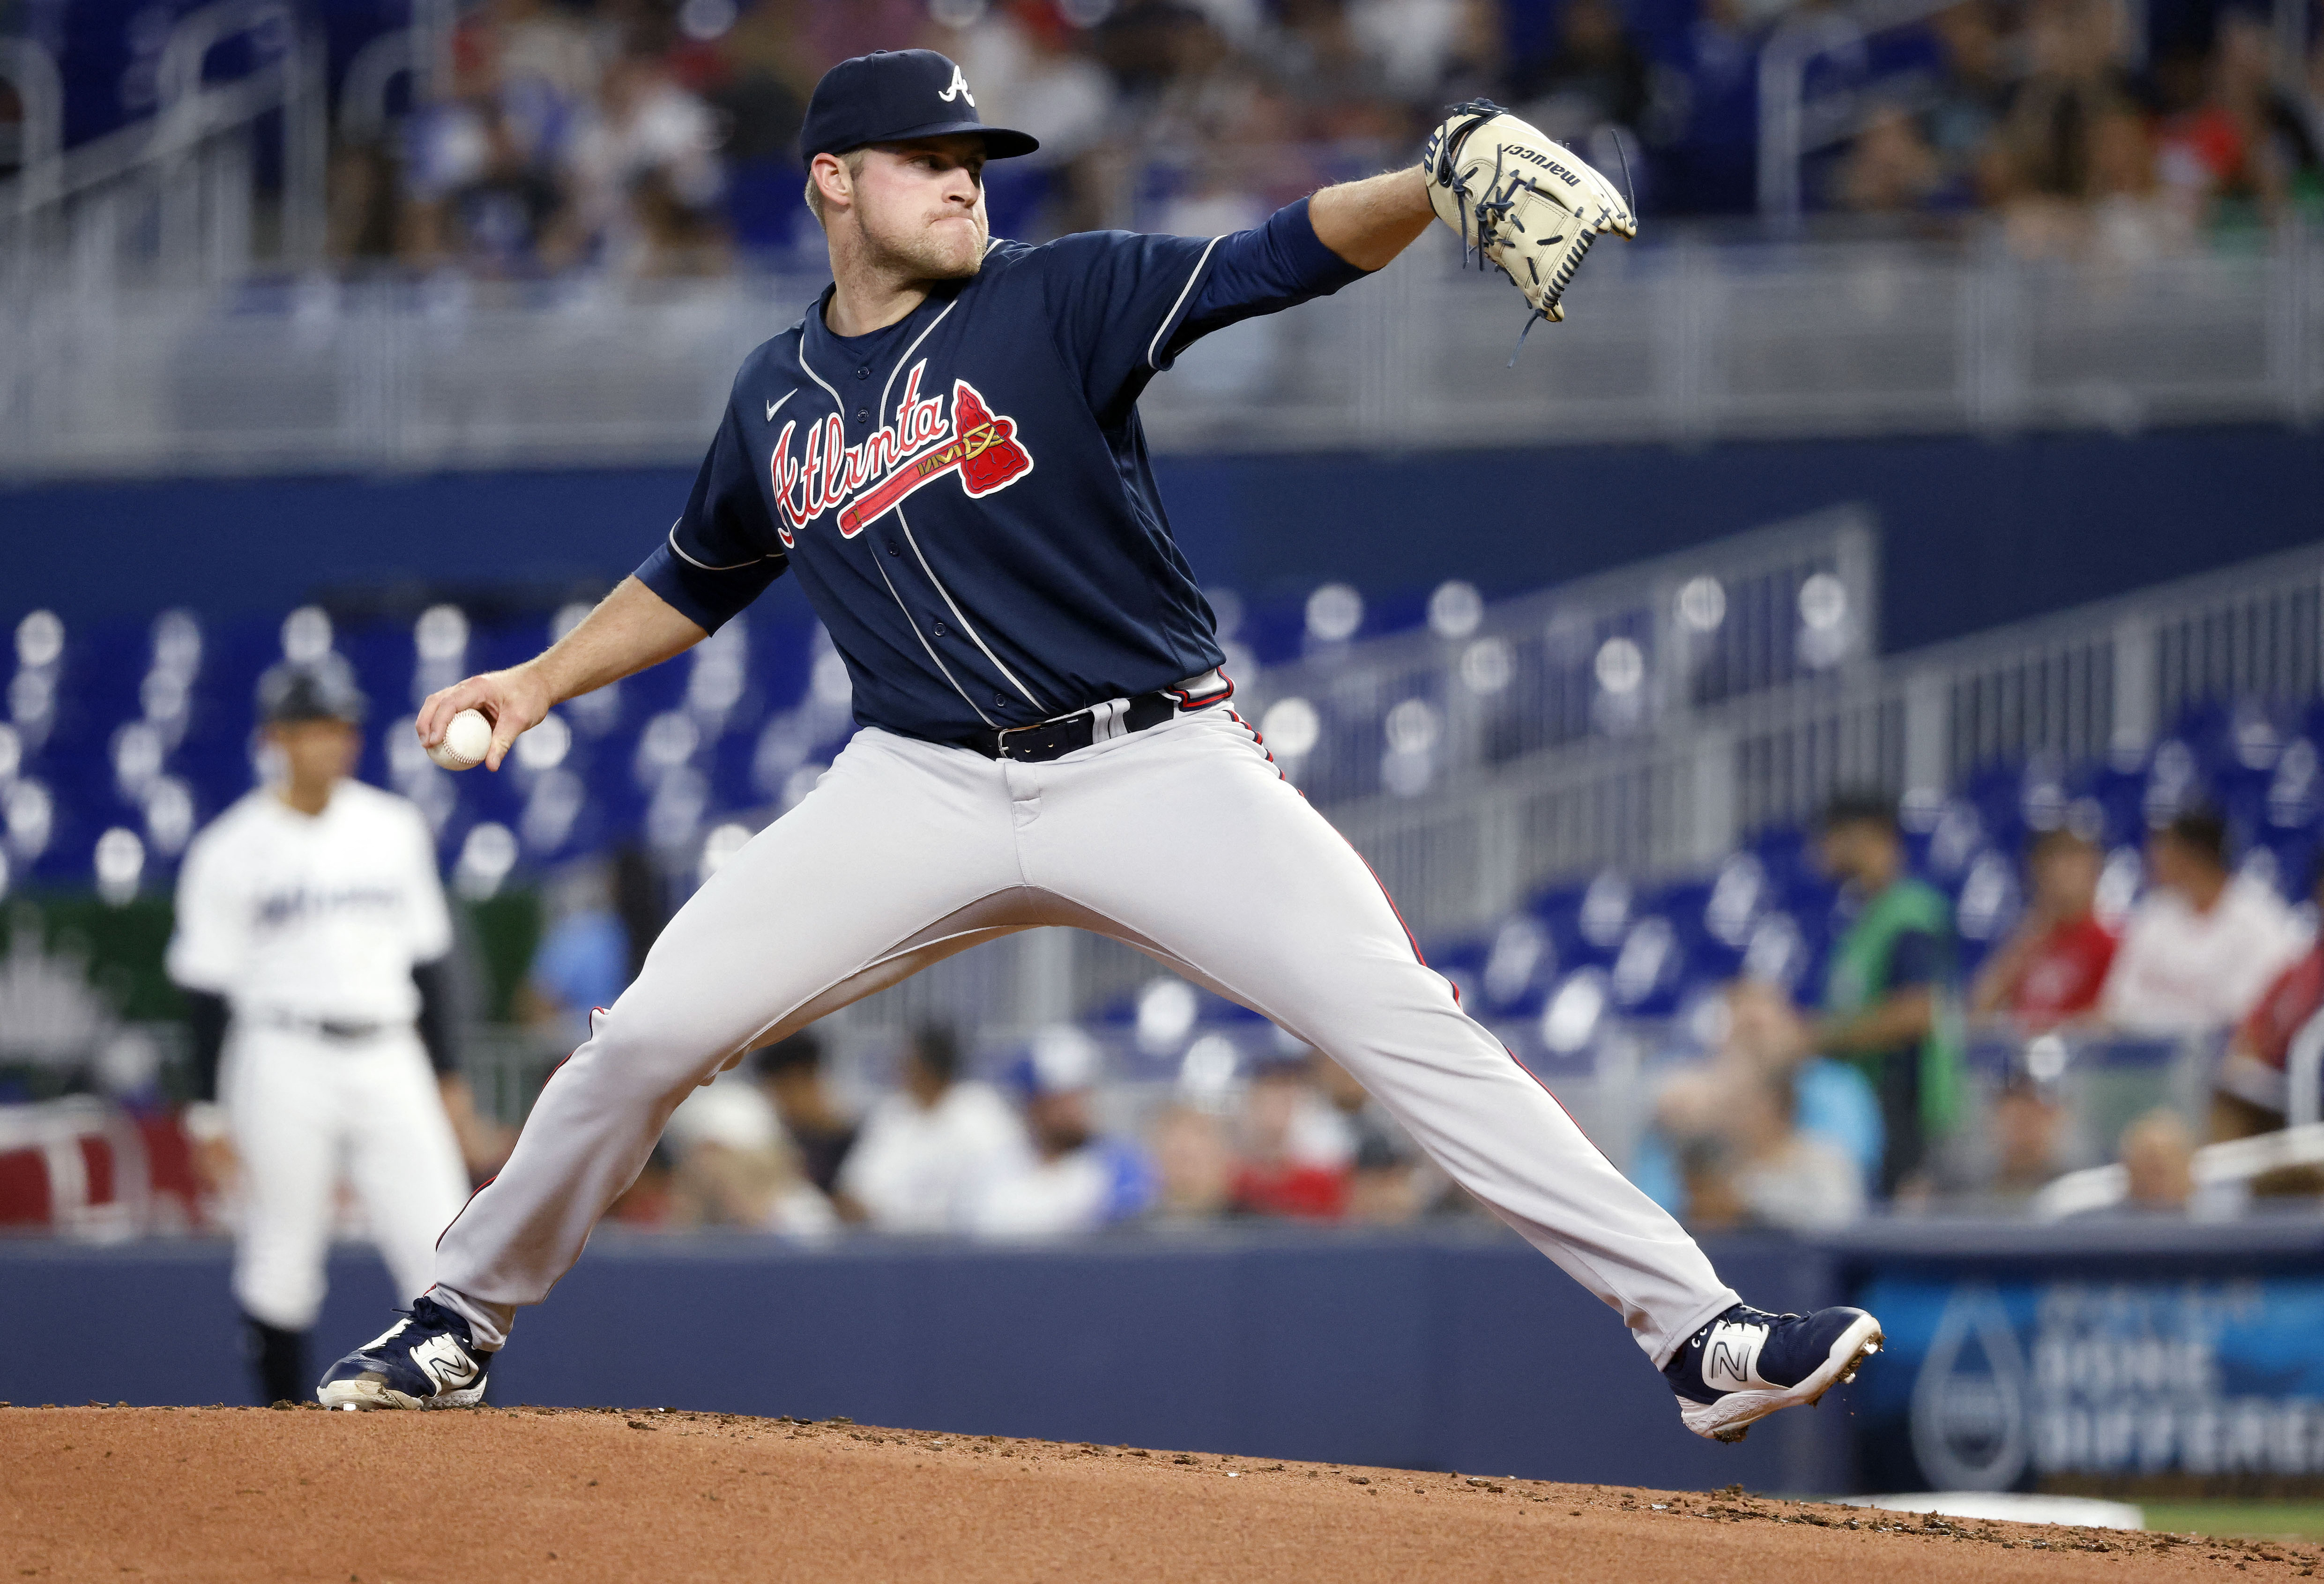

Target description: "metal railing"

left=1322, top=537, right=2324, bottom=941
left=2, top=231, right=2318, bottom=477
left=0, top=1, right=328, bottom=292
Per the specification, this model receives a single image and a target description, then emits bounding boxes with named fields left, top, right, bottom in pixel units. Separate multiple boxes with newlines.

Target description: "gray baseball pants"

left=429, top=705, right=1738, bottom=1363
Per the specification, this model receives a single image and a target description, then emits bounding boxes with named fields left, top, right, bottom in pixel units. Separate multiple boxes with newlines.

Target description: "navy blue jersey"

left=636, top=199, right=1367, bottom=744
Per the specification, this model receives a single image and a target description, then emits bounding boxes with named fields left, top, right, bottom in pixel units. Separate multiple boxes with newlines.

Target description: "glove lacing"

left=1426, top=97, right=1603, bottom=365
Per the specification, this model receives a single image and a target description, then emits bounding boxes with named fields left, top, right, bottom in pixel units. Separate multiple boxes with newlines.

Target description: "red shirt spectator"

left=2215, top=943, right=2324, bottom=1131
left=2238, top=948, right=2324, bottom=1068
left=2008, top=914, right=2120, bottom=1027
left=1229, top=1061, right=1351, bottom=1220
left=1973, top=829, right=2116, bottom=1030
left=1231, top=1160, right=1350, bottom=1220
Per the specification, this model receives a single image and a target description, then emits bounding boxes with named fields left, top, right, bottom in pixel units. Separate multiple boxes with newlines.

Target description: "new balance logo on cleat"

left=1704, top=1325, right=1768, bottom=1394
left=411, top=1334, right=480, bottom=1391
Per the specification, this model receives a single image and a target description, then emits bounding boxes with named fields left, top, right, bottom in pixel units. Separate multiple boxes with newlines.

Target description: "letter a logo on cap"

left=939, top=64, right=974, bottom=105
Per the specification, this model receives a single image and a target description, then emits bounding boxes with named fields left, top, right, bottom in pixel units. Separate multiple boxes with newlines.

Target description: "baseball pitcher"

left=319, top=50, right=1881, bottom=1443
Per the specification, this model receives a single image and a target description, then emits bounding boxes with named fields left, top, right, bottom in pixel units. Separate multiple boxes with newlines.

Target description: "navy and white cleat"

left=316, top=1295, right=490, bottom=1411
left=1663, top=1303, right=1882, bottom=1444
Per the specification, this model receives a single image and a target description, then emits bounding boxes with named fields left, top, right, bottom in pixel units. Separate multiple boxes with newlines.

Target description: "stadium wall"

left=1, top=1231, right=1841, bottom=1493
left=10, top=1223, right=2324, bottom=1495
left=6, top=425, right=2320, bottom=654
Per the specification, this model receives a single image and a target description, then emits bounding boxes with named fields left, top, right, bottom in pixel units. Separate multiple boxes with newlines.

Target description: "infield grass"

left=2139, top=1502, right=2324, bottom=1541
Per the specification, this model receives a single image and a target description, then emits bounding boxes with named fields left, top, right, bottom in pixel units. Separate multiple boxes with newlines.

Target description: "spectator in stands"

left=1727, top=979, right=1886, bottom=1183
left=1310, top=1050, right=1438, bottom=1223
left=1229, top=1049, right=1350, bottom=1219
left=1512, top=0, right=1650, bottom=141
left=972, top=1027, right=1155, bottom=1238
left=2154, top=10, right=2323, bottom=234
left=564, top=49, right=730, bottom=275
left=2211, top=858, right=2324, bottom=1141
left=2117, top=1107, right=2196, bottom=1212
left=835, top=1025, right=1030, bottom=1232
left=694, top=6, right=811, bottom=252
left=663, top=1075, right=837, bottom=1238
left=1924, top=0, right=2011, bottom=202
left=472, top=0, right=601, bottom=109
left=749, top=1029, right=857, bottom=1197
left=521, top=857, right=633, bottom=1044
left=2084, top=110, right=2191, bottom=267
left=1095, top=0, right=1232, bottom=105
left=399, top=31, right=583, bottom=276
left=1646, top=980, right=1877, bottom=1230
left=2100, top=808, right=2305, bottom=1036
left=1929, top=1036, right=2084, bottom=1208
left=1803, top=791, right=1962, bottom=1200
left=954, top=1, right=1128, bottom=238
left=1266, top=0, right=1408, bottom=143
left=1837, top=103, right=1944, bottom=217
left=1347, top=0, right=1503, bottom=110
left=1655, top=1063, right=1867, bottom=1233
left=1970, top=827, right=2119, bottom=1030
left=606, top=1141, right=678, bottom=1227
left=1149, top=1104, right=1236, bottom=1220
left=1985, top=1072, right=2078, bottom=1206
left=1987, top=0, right=2138, bottom=257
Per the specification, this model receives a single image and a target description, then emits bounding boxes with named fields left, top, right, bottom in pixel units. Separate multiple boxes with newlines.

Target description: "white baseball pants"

left=223, top=1024, right=471, bottom=1331
left=433, top=706, right=1738, bottom=1363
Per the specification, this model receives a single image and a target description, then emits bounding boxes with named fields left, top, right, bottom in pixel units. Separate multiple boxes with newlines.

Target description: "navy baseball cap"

left=799, top=49, right=1039, bottom=164
left=258, top=656, right=366, bottom=725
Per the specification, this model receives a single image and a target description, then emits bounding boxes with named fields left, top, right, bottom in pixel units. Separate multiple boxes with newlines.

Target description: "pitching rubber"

left=1677, top=1313, right=1885, bottom=1444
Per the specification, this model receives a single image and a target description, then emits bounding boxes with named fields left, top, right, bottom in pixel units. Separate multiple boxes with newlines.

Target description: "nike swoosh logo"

left=766, top=391, right=795, bottom=424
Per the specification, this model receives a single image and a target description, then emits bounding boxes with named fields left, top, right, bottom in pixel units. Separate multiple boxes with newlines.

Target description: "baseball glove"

left=1420, top=100, right=1636, bottom=350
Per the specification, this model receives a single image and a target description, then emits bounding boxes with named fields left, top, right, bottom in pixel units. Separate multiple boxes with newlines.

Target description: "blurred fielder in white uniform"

left=168, top=658, right=495, bottom=1404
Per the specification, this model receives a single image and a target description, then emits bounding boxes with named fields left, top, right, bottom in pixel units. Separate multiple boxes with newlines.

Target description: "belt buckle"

left=995, top=709, right=1091, bottom=761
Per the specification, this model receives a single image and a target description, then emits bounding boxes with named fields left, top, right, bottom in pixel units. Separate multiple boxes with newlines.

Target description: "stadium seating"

left=9, top=595, right=2321, bottom=1039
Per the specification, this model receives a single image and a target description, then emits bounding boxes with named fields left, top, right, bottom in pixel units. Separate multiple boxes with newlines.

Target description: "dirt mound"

left=0, top=1405, right=2311, bottom=1582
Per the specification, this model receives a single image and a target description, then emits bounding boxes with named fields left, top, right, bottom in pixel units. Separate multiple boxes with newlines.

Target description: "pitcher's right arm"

left=417, top=575, right=707, bottom=771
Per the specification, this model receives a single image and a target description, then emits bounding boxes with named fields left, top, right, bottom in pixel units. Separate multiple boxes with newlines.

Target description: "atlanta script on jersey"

left=637, top=201, right=1368, bottom=745
left=772, top=368, right=1033, bottom=546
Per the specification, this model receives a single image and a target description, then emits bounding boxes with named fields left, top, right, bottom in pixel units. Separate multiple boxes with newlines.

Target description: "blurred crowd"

left=578, top=1022, right=1467, bottom=1239
left=1639, top=795, right=2324, bottom=1235
left=1833, top=0, right=2324, bottom=255
left=496, top=785, right=2324, bottom=1244
left=320, top=0, right=2324, bottom=280
left=6, top=782, right=2323, bottom=1242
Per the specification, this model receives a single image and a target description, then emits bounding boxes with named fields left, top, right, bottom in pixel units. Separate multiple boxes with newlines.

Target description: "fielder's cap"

left=799, top=50, right=1038, bottom=165
left=257, top=655, right=366, bottom=725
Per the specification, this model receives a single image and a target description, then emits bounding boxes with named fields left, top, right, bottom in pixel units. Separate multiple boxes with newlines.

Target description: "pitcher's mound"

left=0, top=1405, right=2291, bottom=1581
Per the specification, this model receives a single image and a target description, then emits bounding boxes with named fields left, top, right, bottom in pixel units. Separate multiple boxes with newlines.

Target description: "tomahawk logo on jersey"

left=634, top=206, right=1370, bottom=745
left=769, top=364, right=1034, bottom=547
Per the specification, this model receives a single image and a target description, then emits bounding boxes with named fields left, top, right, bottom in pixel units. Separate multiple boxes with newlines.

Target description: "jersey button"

left=883, top=540, right=900, bottom=557
left=933, top=621, right=948, bottom=637
left=854, top=367, right=869, bottom=380
left=854, top=409, right=869, bottom=423
left=995, top=694, right=1008, bottom=707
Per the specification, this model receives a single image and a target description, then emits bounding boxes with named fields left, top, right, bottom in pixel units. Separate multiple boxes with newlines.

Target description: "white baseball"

left=428, top=708, right=494, bottom=771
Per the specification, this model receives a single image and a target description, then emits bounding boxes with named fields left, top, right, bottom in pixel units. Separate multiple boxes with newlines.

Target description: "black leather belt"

left=966, top=678, right=1232, bottom=763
